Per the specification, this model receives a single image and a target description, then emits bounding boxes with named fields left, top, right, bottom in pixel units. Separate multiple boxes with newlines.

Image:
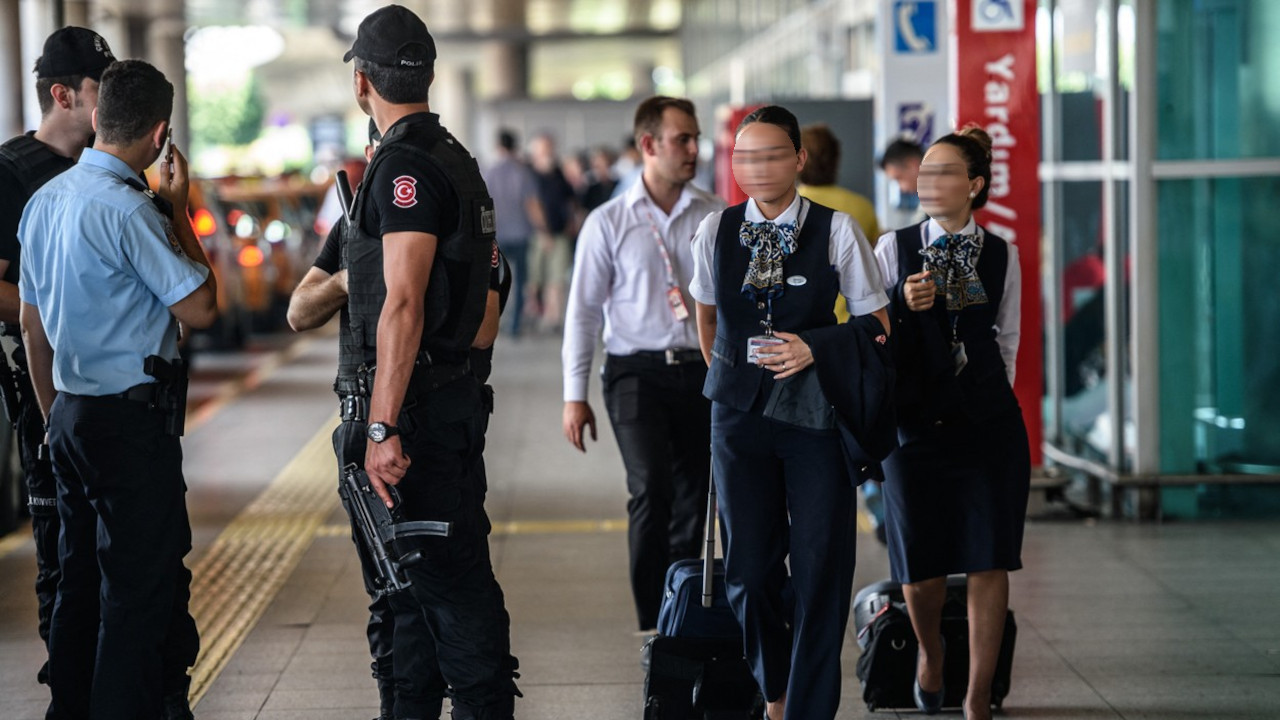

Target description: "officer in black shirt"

left=342, top=8, right=519, bottom=718
left=0, top=24, right=116, bottom=690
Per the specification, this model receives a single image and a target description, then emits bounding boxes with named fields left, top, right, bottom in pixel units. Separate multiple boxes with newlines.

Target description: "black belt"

left=119, top=382, right=161, bottom=404
left=614, top=349, right=704, bottom=366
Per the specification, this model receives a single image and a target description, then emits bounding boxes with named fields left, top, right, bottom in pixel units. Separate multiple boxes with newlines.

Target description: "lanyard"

left=643, top=205, right=680, bottom=291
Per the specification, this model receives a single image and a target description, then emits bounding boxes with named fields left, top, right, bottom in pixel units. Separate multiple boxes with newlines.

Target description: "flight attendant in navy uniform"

left=689, top=105, right=889, bottom=720
left=873, top=126, right=1031, bottom=720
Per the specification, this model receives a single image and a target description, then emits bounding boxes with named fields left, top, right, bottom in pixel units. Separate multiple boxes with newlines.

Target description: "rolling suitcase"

left=853, top=576, right=1016, bottom=712
left=643, top=477, right=764, bottom=720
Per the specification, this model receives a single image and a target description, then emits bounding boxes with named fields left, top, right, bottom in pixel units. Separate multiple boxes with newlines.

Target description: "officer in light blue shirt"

left=17, top=59, right=217, bottom=720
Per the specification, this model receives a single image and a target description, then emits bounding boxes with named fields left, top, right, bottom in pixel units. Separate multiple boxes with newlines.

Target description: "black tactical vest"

left=0, top=133, right=74, bottom=201
left=343, top=118, right=496, bottom=368
left=702, top=200, right=839, bottom=412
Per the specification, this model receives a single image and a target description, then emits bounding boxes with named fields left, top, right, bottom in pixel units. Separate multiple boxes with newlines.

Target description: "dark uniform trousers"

left=601, top=352, right=711, bottom=630
left=390, top=372, right=518, bottom=720
left=711, top=401, right=858, bottom=720
left=46, top=393, right=199, bottom=720
left=7, top=341, right=61, bottom=678
left=332, top=419, right=445, bottom=720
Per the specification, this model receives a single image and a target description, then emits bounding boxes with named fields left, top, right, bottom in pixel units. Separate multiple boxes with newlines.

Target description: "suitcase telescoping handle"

left=702, top=461, right=717, bottom=608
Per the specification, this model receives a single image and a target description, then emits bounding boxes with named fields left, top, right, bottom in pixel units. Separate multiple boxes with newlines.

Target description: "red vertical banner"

left=952, top=0, right=1043, bottom=464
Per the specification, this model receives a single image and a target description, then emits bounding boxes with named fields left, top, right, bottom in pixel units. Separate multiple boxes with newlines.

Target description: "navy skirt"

left=881, top=408, right=1031, bottom=584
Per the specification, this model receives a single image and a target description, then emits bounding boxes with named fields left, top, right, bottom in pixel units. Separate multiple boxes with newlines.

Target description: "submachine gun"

left=338, top=463, right=453, bottom=596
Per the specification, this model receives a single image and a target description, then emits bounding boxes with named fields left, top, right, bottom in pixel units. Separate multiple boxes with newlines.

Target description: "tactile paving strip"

left=187, top=415, right=340, bottom=706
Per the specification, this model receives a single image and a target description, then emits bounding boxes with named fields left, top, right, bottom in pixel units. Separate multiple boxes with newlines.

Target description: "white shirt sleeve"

left=688, top=210, right=722, bottom=306
left=561, top=210, right=613, bottom=402
left=995, top=241, right=1021, bottom=386
left=828, top=212, right=889, bottom=316
left=874, top=230, right=901, bottom=290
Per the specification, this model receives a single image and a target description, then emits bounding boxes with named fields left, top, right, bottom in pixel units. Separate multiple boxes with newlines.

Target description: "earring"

left=968, top=191, right=976, bottom=198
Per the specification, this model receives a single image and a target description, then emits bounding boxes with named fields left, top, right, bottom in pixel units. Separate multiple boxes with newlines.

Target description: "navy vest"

left=891, top=222, right=1019, bottom=423
left=703, top=200, right=838, bottom=412
left=343, top=118, right=496, bottom=367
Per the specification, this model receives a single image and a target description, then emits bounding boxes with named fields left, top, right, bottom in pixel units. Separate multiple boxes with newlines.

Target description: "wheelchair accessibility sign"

left=894, top=1, right=936, bottom=53
left=973, top=0, right=1025, bottom=32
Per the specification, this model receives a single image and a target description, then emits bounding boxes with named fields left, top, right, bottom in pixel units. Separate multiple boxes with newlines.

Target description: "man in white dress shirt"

left=562, top=96, right=726, bottom=632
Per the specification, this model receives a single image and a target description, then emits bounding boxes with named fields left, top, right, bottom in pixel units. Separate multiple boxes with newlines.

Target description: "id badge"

left=667, top=287, right=690, bottom=321
left=747, top=335, right=785, bottom=364
left=951, top=341, right=968, bottom=376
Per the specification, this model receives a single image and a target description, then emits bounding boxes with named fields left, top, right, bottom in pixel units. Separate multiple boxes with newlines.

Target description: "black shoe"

left=162, top=691, right=195, bottom=720
left=912, top=636, right=946, bottom=715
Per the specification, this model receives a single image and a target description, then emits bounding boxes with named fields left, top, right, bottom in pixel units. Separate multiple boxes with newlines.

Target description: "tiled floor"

left=2, top=333, right=1280, bottom=719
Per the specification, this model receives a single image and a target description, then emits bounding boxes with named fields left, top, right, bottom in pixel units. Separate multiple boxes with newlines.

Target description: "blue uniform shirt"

left=17, top=147, right=208, bottom=396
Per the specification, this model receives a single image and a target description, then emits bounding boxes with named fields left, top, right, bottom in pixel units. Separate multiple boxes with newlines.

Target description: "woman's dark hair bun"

left=956, top=123, right=993, bottom=161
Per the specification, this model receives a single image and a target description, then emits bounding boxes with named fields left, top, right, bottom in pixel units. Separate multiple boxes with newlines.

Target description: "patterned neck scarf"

left=739, top=219, right=799, bottom=300
left=919, top=232, right=988, bottom=312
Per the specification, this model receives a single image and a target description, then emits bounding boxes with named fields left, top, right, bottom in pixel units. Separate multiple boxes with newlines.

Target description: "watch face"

left=368, top=422, right=387, bottom=443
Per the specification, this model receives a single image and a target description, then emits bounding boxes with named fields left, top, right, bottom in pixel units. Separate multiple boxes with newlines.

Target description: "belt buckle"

left=664, top=348, right=678, bottom=365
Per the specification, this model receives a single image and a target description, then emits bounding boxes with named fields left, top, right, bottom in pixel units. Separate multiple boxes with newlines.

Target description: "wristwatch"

left=366, top=422, right=400, bottom=443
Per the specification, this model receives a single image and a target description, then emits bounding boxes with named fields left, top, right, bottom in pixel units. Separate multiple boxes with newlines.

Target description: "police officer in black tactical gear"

left=291, top=120, right=440, bottom=720
left=0, top=28, right=113, bottom=688
left=333, top=7, right=520, bottom=717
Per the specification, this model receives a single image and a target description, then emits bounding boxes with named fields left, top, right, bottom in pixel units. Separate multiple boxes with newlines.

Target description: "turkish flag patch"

left=491, top=239, right=500, bottom=268
left=392, top=175, right=418, bottom=208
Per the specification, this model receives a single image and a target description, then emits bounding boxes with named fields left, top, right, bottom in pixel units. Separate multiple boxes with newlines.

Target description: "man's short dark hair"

left=879, top=138, right=924, bottom=169
left=354, top=57, right=433, bottom=105
left=799, top=123, right=840, bottom=186
left=498, top=129, right=518, bottom=152
left=33, top=73, right=89, bottom=117
left=633, top=96, right=696, bottom=144
left=95, top=60, right=173, bottom=146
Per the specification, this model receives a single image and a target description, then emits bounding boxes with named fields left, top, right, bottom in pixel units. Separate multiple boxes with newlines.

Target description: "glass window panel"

left=1156, top=0, right=1280, bottom=160
left=1157, top=175, right=1280, bottom=474
left=1052, top=0, right=1107, bottom=161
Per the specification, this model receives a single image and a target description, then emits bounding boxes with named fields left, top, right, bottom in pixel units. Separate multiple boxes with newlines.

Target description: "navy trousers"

left=711, top=401, right=857, bottom=720
left=46, top=393, right=199, bottom=720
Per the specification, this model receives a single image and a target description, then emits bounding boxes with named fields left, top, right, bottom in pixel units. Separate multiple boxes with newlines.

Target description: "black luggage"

left=853, top=576, right=1016, bottom=712
left=643, top=478, right=764, bottom=719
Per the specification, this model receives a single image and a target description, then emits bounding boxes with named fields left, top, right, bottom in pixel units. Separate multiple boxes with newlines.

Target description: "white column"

left=1129, top=0, right=1159, bottom=477
left=146, top=0, right=188, bottom=151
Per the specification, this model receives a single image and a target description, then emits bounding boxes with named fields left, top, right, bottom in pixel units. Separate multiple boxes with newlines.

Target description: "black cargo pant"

left=46, top=393, right=199, bottom=720
left=392, top=373, right=519, bottom=720
left=602, top=353, right=711, bottom=631
left=333, top=418, right=445, bottom=720
left=8, top=345, right=60, bottom=683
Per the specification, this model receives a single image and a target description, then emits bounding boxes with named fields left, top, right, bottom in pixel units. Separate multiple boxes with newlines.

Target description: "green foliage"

left=190, top=73, right=266, bottom=148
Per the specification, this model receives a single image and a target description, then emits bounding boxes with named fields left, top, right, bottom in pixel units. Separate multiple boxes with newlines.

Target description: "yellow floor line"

left=187, top=415, right=340, bottom=707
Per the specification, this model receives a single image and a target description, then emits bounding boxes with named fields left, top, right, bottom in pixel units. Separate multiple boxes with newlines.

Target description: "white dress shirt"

left=688, top=193, right=888, bottom=316
left=874, top=217, right=1021, bottom=385
left=562, top=177, right=726, bottom=402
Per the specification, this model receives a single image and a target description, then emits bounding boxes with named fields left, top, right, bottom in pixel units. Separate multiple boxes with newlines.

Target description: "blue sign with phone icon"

left=894, top=1, right=937, bottom=54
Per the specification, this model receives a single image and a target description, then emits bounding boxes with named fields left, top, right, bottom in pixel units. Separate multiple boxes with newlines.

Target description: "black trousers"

left=602, top=354, right=711, bottom=630
left=333, top=419, right=445, bottom=720
left=391, top=374, right=518, bottom=719
left=46, top=393, right=199, bottom=720
left=9, top=352, right=60, bottom=682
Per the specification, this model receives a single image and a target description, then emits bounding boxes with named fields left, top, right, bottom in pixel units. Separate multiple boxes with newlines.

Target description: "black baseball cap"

left=35, top=27, right=115, bottom=81
left=343, top=5, right=436, bottom=69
